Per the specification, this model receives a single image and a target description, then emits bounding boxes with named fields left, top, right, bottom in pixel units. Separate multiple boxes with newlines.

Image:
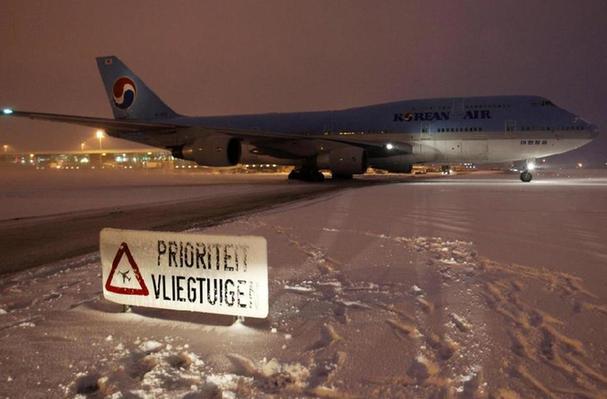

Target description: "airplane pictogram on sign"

left=105, top=242, right=149, bottom=296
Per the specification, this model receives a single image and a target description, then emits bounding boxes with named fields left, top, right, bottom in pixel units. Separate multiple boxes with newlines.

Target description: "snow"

left=450, top=313, right=472, bottom=333
left=205, top=373, right=240, bottom=391
left=138, top=340, right=163, bottom=353
left=0, top=169, right=292, bottom=220
left=1, top=172, right=607, bottom=398
left=283, top=284, right=314, bottom=292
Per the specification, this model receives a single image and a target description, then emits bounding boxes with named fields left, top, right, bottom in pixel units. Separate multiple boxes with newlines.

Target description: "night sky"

left=0, top=1, right=605, bottom=161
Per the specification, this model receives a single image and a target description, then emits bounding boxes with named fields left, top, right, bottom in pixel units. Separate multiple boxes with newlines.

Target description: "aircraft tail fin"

left=96, top=56, right=178, bottom=120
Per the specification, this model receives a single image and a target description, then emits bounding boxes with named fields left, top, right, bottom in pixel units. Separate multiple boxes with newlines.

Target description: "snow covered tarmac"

left=1, top=171, right=607, bottom=398
left=0, top=170, right=339, bottom=274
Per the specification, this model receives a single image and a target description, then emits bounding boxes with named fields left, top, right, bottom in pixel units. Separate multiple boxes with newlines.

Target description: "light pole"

left=80, top=142, right=85, bottom=151
left=96, top=130, right=104, bottom=150
left=2, top=144, right=7, bottom=153
left=95, top=130, right=105, bottom=168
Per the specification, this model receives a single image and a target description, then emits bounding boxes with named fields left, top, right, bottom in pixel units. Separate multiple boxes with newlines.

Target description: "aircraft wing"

left=3, top=110, right=183, bottom=131
left=162, top=120, right=411, bottom=156
left=2, top=109, right=410, bottom=156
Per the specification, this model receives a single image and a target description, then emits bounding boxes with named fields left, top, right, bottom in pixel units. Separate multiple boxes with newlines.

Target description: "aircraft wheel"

left=288, top=169, right=301, bottom=180
left=291, top=168, right=324, bottom=182
left=332, top=173, right=353, bottom=180
left=310, top=170, right=325, bottom=182
left=520, top=171, right=533, bottom=182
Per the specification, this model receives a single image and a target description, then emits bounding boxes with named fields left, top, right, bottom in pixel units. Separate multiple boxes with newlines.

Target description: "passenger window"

left=542, top=140, right=547, bottom=144
left=535, top=140, right=540, bottom=145
left=521, top=140, right=526, bottom=144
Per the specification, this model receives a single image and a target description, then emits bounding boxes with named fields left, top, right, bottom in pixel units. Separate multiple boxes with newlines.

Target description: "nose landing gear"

left=520, top=170, right=533, bottom=182
left=520, top=160, right=536, bottom=182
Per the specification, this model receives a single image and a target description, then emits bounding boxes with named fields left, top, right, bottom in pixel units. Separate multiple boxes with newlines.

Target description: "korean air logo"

left=112, top=77, right=136, bottom=110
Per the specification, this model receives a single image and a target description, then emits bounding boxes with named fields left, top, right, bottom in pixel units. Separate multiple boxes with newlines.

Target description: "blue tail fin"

left=96, top=56, right=178, bottom=120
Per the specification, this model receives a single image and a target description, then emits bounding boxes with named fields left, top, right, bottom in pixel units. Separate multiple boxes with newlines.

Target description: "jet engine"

left=317, top=146, right=368, bottom=176
left=177, top=135, right=241, bottom=167
left=370, top=155, right=413, bottom=173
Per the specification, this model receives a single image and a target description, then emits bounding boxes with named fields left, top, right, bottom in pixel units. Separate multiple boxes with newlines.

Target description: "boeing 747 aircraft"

left=1, top=56, right=598, bottom=182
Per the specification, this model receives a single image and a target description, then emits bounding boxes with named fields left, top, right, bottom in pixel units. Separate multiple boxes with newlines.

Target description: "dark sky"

left=0, top=1, right=605, bottom=159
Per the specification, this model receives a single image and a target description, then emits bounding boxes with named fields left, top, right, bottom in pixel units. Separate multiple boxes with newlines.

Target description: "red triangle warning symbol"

left=105, top=242, right=149, bottom=296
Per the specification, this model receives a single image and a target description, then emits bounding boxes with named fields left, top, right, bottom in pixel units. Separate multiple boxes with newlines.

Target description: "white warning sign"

left=100, top=228, right=268, bottom=318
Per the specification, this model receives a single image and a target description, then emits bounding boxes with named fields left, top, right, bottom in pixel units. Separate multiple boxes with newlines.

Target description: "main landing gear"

left=288, top=168, right=325, bottom=182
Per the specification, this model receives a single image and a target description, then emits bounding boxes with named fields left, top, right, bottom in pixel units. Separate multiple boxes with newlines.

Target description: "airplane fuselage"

left=142, top=95, right=597, bottom=168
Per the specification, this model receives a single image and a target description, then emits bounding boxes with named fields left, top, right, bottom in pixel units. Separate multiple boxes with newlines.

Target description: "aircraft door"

left=420, top=123, right=431, bottom=139
left=505, top=120, right=517, bottom=136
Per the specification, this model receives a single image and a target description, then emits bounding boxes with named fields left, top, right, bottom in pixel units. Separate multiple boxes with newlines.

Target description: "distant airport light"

left=2, top=108, right=13, bottom=115
left=386, top=143, right=395, bottom=150
left=526, top=161, right=536, bottom=171
left=577, top=162, right=583, bottom=168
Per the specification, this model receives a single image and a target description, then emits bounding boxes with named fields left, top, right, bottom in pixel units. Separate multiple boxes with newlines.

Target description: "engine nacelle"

left=370, top=155, right=414, bottom=173
left=317, top=146, right=368, bottom=175
left=179, top=135, right=241, bottom=167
